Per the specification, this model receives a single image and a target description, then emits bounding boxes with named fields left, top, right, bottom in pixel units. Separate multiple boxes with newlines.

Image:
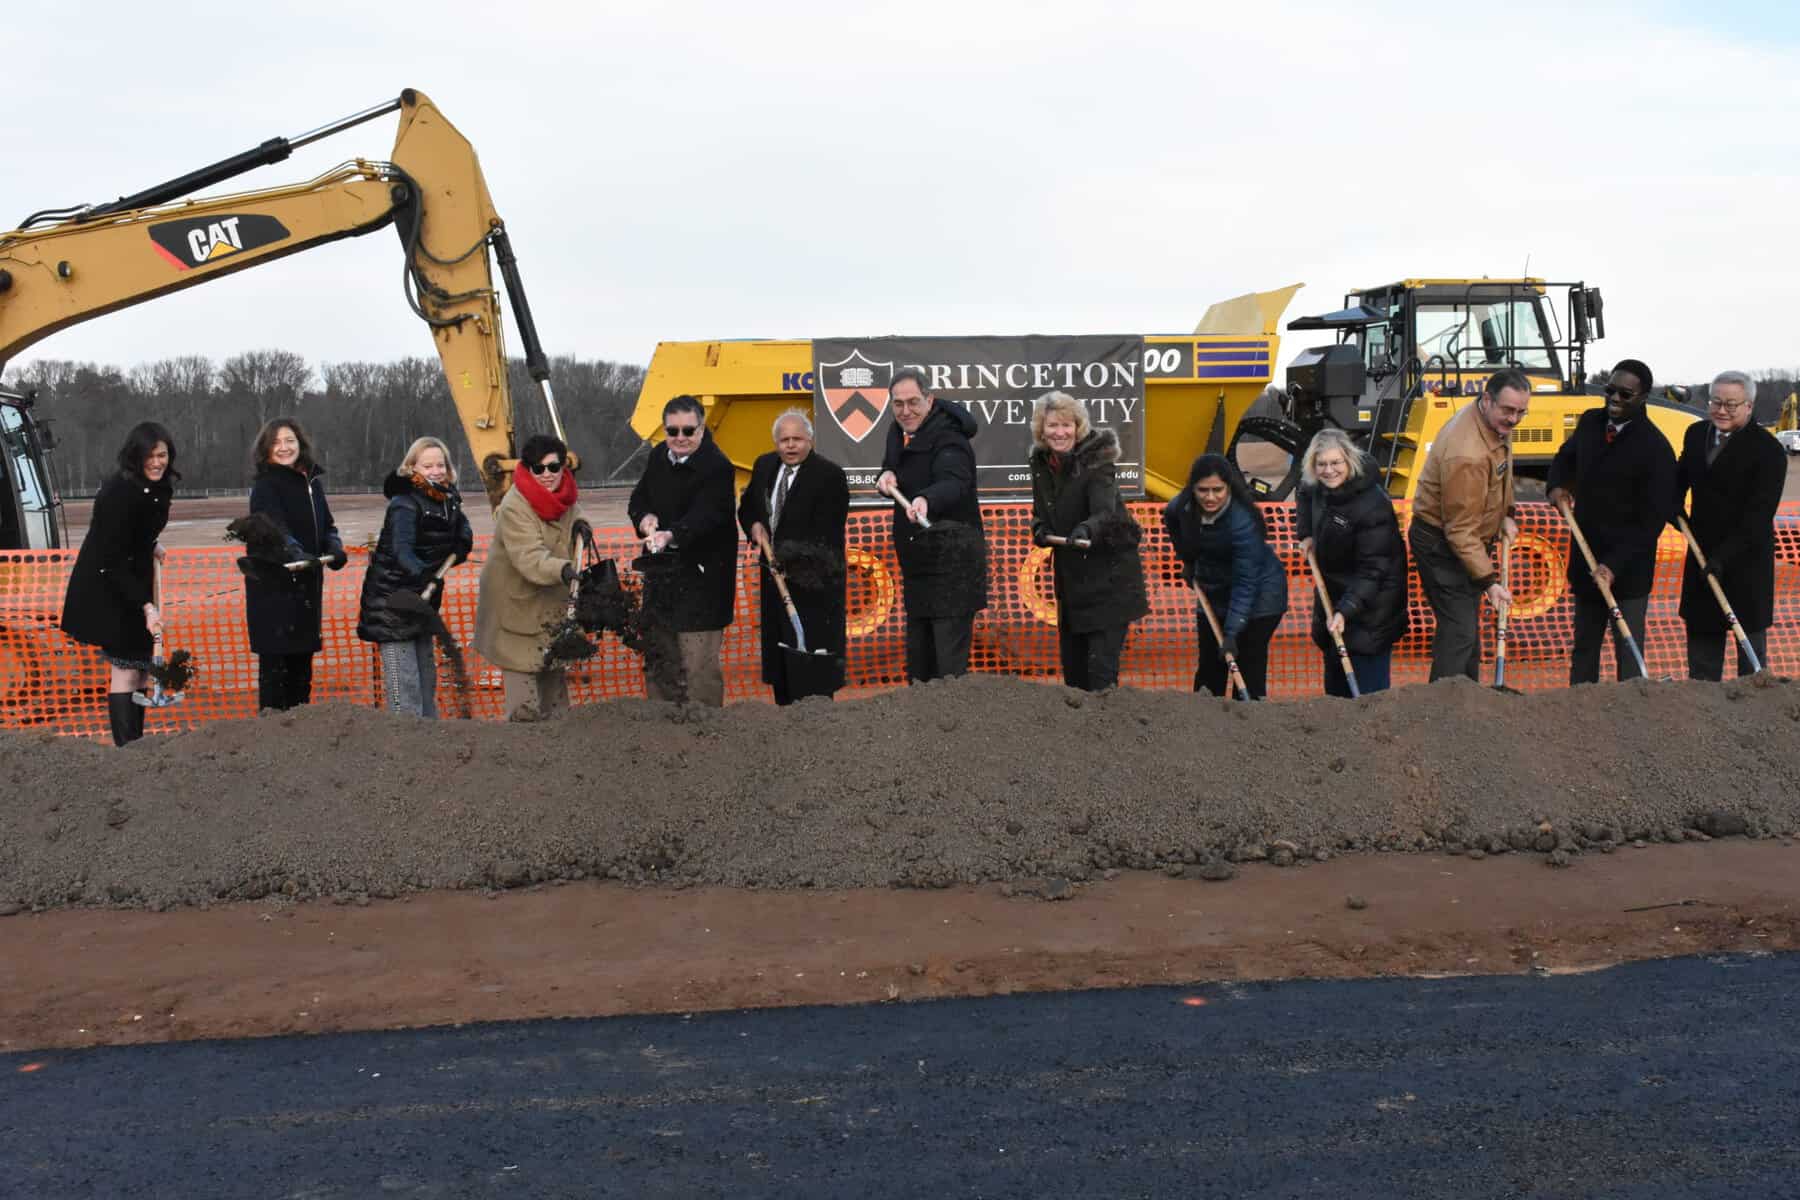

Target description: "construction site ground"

left=3, top=674, right=1797, bottom=1054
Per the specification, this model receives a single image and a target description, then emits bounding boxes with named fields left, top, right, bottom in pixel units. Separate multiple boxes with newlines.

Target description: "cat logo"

left=816, top=349, right=893, bottom=443
left=148, top=214, right=292, bottom=271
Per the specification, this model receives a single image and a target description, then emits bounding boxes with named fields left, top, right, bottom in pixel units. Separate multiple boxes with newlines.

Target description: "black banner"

left=810, top=335, right=1146, bottom=500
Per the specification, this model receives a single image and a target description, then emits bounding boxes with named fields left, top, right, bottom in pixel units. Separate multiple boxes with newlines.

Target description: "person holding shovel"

left=474, top=434, right=586, bottom=720
left=1407, top=369, right=1525, bottom=682
left=60, top=421, right=177, bottom=746
left=244, top=417, right=345, bottom=711
left=355, top=436, right=475, bottom=717
left=739, top=410, right=849, bottom=705
left=1161, top=454, right=1287, bottom=699
left=1294, top=429, right=1408, bottom=697
left=1546, top=358, right=1676, bottom=685
left=628, top=395, right=739, bottom=706
left=875, top=367, right=987, bottom=683
left=1673, top=369, right=1785, bottom=680
left=1028, top=391, right=1147, bottom=692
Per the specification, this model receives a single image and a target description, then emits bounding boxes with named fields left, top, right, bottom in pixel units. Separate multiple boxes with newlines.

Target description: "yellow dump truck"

left=629, top=277, right=1702, bottom=502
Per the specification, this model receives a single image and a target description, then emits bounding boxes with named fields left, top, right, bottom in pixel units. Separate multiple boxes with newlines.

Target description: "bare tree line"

left=2, top=351, right=648, bottom=496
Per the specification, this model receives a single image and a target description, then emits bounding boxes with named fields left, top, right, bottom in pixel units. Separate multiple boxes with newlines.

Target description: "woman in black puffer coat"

left=243, top=417, right=345, bottom=711
left=1293, top=429, right=1409, bottom=697
left=60, top=422, right=178, bottom=745
left=356, top=437, right=474, bottom=718
left=1028, top=391, right=1148, bottom=691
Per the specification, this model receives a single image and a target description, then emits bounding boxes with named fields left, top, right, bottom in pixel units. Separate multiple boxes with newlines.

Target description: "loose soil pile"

left=2, top=676, right=1796, bottom=913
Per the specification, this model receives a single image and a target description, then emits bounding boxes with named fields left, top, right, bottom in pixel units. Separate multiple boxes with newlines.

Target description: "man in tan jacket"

left=1407, top=369, right=1526, bottom=680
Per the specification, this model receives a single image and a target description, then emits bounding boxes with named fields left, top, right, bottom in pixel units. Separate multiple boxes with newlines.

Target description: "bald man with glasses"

left=1674, top=370, right=1785, bottom=680
left=1407, top=368, right=1527, bottom=681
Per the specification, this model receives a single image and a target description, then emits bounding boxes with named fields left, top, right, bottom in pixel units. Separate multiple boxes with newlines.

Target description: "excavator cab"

left=1249, top=278, right=1625, bottom=499
left=0, top=387, right=62, bottom=551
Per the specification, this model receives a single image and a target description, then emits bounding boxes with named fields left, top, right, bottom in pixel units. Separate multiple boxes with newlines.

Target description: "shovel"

left=1675, top=514, right=1765, bottom=675
left=1555, top=498, right=1650, bottom=680
left=880, top=481, right=933, bottom=529
left=543, top=535, right=598, bottom=667
left=1492, top=538, right=1522, bottom=694
left=757, top=534, right=844, bottom=701
left=1304, top=547, right=1360, bottom=698
left=135, top=559, right=190, bottom=708
left=382, top=556, right=457, bottom=635
left=1189, top=580, right=1252, bottom=701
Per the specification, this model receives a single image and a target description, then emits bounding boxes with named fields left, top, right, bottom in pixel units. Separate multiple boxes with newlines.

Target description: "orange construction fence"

left=3, top=500, right=1797, bottom=738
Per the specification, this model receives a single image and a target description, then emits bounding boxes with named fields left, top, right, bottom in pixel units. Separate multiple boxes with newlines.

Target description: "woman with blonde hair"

left=1028, top=391, right=1147, bottom=690
left=1293, top=428, right=1408, bottom=696
left=356, top=436, right=474, bottom=716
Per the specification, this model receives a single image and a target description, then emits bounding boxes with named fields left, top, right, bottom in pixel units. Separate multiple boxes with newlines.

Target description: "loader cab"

left=0, top=388, right=65, bottom=551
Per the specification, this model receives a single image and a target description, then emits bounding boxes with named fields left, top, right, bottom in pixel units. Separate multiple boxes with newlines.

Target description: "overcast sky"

left=5, top=0, right=1797, bottom=387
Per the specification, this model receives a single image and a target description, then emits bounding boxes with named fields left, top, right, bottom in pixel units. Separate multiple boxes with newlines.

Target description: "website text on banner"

left=1, top=501, right=1795, bottom=738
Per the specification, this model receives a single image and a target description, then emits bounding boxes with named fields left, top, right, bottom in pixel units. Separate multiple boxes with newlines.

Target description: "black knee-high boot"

left=107, top=692, right=142, bottom=747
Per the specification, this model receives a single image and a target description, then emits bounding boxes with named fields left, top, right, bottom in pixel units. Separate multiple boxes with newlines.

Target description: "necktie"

left=1605, top=423, right=1618, bottom=444
left=770, top=465, right=791, bottom=532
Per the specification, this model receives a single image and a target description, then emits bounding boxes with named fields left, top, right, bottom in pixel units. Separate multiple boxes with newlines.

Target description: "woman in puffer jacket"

left=1161, top=454, right=1288, bottom=698
left=1293, top=429, right=1409, bottom=697
left=1028, top=391, right=1148, bottom=691
left=356, top=436, right=474, bottom=717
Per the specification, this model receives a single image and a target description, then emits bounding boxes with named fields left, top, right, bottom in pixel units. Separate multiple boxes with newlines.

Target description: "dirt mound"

left=2, top=676, right=1797, bottom=912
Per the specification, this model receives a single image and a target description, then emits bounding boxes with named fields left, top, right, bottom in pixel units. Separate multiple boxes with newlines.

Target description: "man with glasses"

left=1674, top=370, right=1784, bottom=680
left=1547, top=358, right=1677, bottom=683
left=628, top=394, right=738, bottom=705
left=874, top=368, right=987, bottom=682
left=1408, top=368, right=1527, bottom=680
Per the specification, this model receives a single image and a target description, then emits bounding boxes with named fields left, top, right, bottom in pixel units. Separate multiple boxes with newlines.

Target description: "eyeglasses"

left=529, top=460, right=564, bottom=474
left=1603, top=385, right=1640, bottom=399
left=1707, top=398, right=1747, bottom=411
left=665, top=425, right=700, bottom=437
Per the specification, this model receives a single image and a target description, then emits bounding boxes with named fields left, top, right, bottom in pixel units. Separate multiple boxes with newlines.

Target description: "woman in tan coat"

left=473, top=434, right=585, bottom=720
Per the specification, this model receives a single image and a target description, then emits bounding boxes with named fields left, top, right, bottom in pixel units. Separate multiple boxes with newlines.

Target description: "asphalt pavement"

left=4, top=953, right=1797, bottom=1199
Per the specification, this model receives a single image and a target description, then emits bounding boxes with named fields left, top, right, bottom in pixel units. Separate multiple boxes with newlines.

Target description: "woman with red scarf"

left=473, top=434, right=586, bottom=720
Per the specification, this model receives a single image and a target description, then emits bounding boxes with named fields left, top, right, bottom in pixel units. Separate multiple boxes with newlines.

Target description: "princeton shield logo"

left=817, top=349, right=893, bottom=443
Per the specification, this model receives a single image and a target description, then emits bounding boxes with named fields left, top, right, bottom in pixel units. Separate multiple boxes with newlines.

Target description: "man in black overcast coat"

left=875, top=367, right=987, bottom=682
left=628, top=394, right=738, bottom=705
left=1673, top=369, right=1785, bottom=680
left=739, top=409, right=850, bottom=704
left=1546, top=358, right=1677, bottom=684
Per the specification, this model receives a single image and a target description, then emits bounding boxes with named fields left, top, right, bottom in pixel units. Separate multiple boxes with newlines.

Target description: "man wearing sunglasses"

left=1546, top=358, right=1677, bottom=683
left=1408, top=368, right=1527, bottom=681
left=1674, top=370, right=1784, bottom=680
left=873, top=368, right=987, bottom=682
left=627, top=394, right=738, bottom=705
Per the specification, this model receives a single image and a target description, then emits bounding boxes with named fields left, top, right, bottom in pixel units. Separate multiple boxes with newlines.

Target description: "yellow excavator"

left=0, top=87, right=564, bottom=551
left=1269, top=278, right=1702, bottom=499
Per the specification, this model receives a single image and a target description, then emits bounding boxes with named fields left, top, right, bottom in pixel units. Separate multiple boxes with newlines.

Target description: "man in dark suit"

left=1674, top=369, right=1786, bottom=680
left=874, top=368, right=988, bottom=682
left=628, top=394, right=739, bottom=705
left=1547, top=358, right=1677, bottom=683
left=738, top=410, right=850, bottom=704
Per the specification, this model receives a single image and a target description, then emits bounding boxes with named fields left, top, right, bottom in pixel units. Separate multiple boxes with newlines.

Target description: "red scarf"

left=512, top=461, right=577, bottom=521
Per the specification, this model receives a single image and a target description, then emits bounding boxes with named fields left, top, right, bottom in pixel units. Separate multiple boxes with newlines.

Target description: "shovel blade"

left=779, top=644, right=843, bottom=700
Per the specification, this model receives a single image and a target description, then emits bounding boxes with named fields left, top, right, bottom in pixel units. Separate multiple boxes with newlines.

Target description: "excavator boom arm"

left=0, top=90, right=541, bottom=507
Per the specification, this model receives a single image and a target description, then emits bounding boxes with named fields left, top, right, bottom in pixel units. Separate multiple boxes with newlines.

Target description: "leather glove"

left=323, top=549, right=348, bottom=570
left=1032, top=528, right=1053, bottom=548
left=1220, top=635, right=1239, bottom=658
left=561, top=563, right=577, bottom=585
left=1703, top=558, right=1723, bottom=579
left=1068, top=523, right=1093, bottom=545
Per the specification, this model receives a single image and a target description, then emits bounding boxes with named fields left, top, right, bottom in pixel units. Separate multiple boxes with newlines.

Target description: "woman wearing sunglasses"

left=473, top=433, right=587, bottom=720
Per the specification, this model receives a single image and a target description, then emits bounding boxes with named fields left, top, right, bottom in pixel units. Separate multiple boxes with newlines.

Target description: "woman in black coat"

left=243, top=417, right=345, bottom=711
left=1293, top=429, right=1409, bottom=697
left=60, top=422, right=177, bottom=745
left=1028, top=391, right=1148, bottom=691
left=355, top=436, right=474, bottom=718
